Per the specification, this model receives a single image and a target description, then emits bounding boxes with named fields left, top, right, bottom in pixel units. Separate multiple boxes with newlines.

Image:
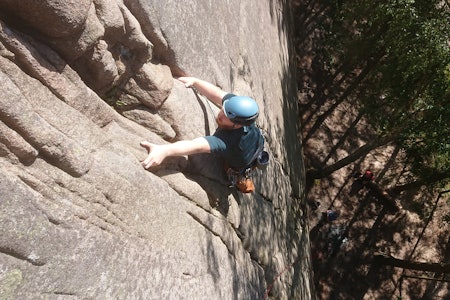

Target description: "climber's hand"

left=140, top=141, right=166, bottom=169
left=177, top=76, right=196, bottom=88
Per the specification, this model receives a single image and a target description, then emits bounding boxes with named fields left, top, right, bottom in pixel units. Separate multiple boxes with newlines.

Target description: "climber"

left=140, top=76, right=265, bottom=191
left=352, top=169, right=375, bottom=185
left=318, top=209, right=340, bottom=227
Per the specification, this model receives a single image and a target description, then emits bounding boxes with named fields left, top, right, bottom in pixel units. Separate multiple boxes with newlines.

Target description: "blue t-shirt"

left=204, top=94, right=264, bottom=170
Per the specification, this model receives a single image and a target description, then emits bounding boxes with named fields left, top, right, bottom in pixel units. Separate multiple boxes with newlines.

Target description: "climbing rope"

left=192, top=89, right=219, bottom=129
left=262, top=256, right=302, bottom=300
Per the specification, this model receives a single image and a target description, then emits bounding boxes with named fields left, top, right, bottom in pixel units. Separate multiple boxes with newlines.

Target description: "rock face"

left=0, top=0, right=313, bottom=299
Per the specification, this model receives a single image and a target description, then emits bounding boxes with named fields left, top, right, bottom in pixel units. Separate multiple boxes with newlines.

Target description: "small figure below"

left=352, top=169, right=374, bottom=185
left=361, top=169, right=374, bottom=184
left=318, top=209, right=340, bottom=226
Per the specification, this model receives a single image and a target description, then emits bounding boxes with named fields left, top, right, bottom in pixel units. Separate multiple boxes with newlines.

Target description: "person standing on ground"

left=318, top=209, right=340, bottom=227
left=140, top=76, right=264, bottom=173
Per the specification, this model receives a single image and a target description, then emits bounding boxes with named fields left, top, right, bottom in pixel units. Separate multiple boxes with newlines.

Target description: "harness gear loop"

left=227, top=166, right=256, bottom=193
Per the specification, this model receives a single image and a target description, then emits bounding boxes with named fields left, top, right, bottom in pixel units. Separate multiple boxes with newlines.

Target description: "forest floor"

left=301, top=99, right=450, bottom=300
left=292, top=1, right=450, bottom=299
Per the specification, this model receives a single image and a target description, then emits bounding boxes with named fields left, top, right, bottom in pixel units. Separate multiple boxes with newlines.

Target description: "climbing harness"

left=226, top=141, right=269, bottom=193
left=227, top=167, right=256, bottom=193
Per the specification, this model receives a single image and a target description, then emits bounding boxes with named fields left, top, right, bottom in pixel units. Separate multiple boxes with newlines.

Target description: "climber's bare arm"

left=140, top=138, right=211, bottom=169
left=177, top=77, right=227, bottom=107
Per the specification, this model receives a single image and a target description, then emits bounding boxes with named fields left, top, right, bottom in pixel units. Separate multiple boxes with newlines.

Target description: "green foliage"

left=104, top=86, right=126, bottom=108
left=322, top=0, right=450, bottom=185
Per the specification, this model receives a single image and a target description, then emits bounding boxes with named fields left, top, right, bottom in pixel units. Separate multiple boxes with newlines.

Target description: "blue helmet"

left=223, top=95, right=259, bottom=126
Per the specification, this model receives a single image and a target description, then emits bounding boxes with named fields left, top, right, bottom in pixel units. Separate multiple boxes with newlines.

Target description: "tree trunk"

left=373, top=253, right=450, bottom=274
left=303, top=60, right=374, bottom=143
left=308, top=134, right=395, bottom=179
left=390, top=171, right=450, bottom=195
left=322, top=110, right=364, bottom=165
left=365, top=181, right=400, bottom=212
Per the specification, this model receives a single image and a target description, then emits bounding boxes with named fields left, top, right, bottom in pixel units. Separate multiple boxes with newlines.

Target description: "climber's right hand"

left=177, top=76, right=197, bottom=88
left=140, top=141, right=166, bottom=169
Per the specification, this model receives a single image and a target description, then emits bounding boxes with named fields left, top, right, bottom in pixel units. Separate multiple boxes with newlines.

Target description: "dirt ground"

left=301, top=100, right=450, bottom=299
left=293, top=2, right=450, bottom=299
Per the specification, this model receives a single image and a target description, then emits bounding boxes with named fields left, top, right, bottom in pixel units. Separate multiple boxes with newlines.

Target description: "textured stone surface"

left=0, top=0, right=92, bottom=38
left=0, top=0, right=313, bottom=299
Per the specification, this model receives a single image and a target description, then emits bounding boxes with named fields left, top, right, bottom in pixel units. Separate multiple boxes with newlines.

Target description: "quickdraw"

left=226, top=148, right=269, bottom=193
left=227, top=166, right=255, bottom=187
left=226, top=166, right=256, bottom=193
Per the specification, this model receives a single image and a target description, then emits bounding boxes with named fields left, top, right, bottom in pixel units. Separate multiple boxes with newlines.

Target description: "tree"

left=373, top=253, right=450, bottom=274
left=301, top=0, right=450, bottom=186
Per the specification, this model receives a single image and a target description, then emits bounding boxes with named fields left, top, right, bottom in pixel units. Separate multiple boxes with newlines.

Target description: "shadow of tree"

left=293, top=1, right=450, bottom=298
